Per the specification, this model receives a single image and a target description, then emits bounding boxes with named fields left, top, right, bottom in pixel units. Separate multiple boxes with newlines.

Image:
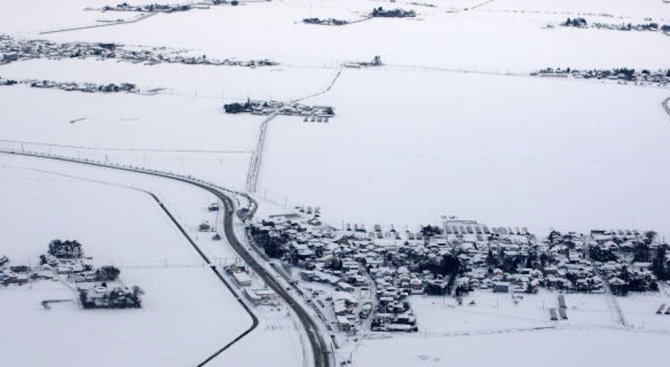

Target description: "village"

left=224, top=99, right=336, bottom=121
left=560, top=17, right=670, bottom=35
left=302, top=18, right=351, bottom=26
left=99, top=0, right=237, bottom=14
left=531, top=67, right=670, bottom=86
left=0, top=77, right=149, bottom=94
left=242, top=210, right=670, bottom=335
left=0, top=35, right=277, bottom=68
left=0, top=239, right=143, bottom=310
left=302, top=7, right=416, bottom=27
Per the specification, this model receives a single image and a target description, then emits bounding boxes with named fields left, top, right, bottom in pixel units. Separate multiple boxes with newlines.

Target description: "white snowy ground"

left=1, top=1, right=670, bottom=363
left=344, top=289, right=670, bottom=367
left=8, top=0, right=666, bottom=72
left=352, top=328, right=668, bottom=367
left=2, top=0, right=668, bottom=235
left=0, top=59, right=338, bottom=192
left=0, top=153, right=302, bottom=367
left=411, top=290, right=620, bottom=333
left=0, top=85, right=258, bottom=191
left=262, top=68, right=670, bottom=235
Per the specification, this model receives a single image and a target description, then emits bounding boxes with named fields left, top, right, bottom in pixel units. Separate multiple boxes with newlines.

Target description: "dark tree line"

left=48, top=240, right=83, bottom=259
left=79, top=285, right=143, bottom=309
left=96, top=266, right=121, bottom=281
left=224, top=101, right=252, bottom=114
left=249, top=225, right=289, bottom=258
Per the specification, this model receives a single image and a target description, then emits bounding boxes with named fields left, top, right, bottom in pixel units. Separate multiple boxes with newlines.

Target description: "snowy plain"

left=12, top=0, right=668, bottom=72
left=262, top=68, right=670, bottom=235
left=0, top=154, right=302, bottom=367
left=1, top=0, right=670, bottom=366
left=0, top=156, right=251, bottom=367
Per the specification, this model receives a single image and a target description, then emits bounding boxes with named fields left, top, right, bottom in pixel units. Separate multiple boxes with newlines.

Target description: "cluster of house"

left=100, top=0, right=235, bottom=13
left=21, top=80, right=140, bottom=94
left=532, top=67, right=670, bottom=85
left=370, top=7, right=416, bottom=18
left=247, top=213, right=669, bottom=333
left=223, top=100, right=335, bottom=120
left=0, top=255, right=46, bottom=286
left=561, top=17, right=670, bottom=33
left=42, top=239, right=144, bottom=309
left=0, top=35, right=277, bottom=68
left=302, top=18, right=349, bottom=26
left=436, top=222, right=667, bottom=298
left=302, top=6, right=418, bottom=26
left=248, top=216, right=431, bottom=333
left=2, top=240, right=144, bottom=310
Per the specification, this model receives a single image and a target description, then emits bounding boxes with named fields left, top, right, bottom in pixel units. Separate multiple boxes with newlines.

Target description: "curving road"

left=0, top=149, right=331, bottom=367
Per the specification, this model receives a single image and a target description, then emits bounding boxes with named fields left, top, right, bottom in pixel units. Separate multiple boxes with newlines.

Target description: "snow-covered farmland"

left=0, top=154, right=303, bottom=367
left=0, top=85, right=259, bottom=191
left=352, top=328, right=669, bottom=367
left=411, top=291, right=618, bottom=334
left=23, top=0, right=670, bottom=72
left=0, top=158, right=252, bottom=367
left=0, top=58, right=337, bottom=101
left=2, top=0, right=670, bottom=365
left=262, top=68, right=670, bottom=236
left=348, top=289, right=670, bottom=367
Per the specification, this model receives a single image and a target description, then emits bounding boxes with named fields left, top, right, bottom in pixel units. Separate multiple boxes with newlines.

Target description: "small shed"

left=493, top=281, right=510, bottom=293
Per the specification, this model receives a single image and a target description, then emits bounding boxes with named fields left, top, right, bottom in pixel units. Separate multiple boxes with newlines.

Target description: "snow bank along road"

left=0, top=149, right=331, bottom=367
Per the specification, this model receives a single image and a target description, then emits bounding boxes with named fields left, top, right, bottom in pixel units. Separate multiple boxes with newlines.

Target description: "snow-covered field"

left=346, top=289, right=670, bottom=367
left=0, top=156, right=252, bottom=366
left=262, top=68, right=670, bottom=235
left=352, top=327, right=669, bottom=367
left=2, top=0, right=667, bottom=235
left=0, top=154, right=302, bottom=367
left=0, top=85, right=259, bottom=191
left=8, top=0, right=664, bottom=71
